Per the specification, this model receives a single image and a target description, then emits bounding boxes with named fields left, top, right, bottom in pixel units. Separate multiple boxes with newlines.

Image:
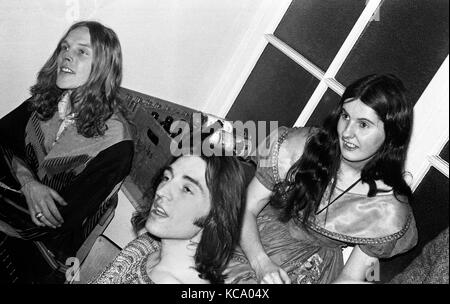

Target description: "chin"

left=145, top=220, right=171, bottom=238
left=340, top=148, right=359, bottom=161
left=145, top=226, right=164, bottom=240
left=56, top=81, right=73, bottom=89
left=340, top=150, right=359, bottom=161
left=342, top=153, right=375, bottom=166
left=56, top=76, right=83, bottom=89
left=342, top=157, right=361, bottom=164
left=340, top=151, right=353, bottom=161
left=144, top=217, right=156, bottom=232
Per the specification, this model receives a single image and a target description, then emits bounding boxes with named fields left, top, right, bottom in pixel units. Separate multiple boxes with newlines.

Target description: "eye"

left=61, top=44, right=69, bottom=51
left=340, top=112, right=349, bottom=120
left=359, top=121, right=369, bottom=128
left=79, top=49, right=88, bottom=56
left=183, top=185, right=193, bottom=194
left=161, top=174, right=170, bottom=182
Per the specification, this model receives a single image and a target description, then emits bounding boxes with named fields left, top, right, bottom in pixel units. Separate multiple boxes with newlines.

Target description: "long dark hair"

left=271, top=74, right=414, bottom=224
left=29, top=21, right=124, bottom=138
left=132, top=153, right=246, bottom=283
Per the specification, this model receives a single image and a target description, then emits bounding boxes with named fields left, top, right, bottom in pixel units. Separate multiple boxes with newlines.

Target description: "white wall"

left=0, top=0, right=289, bottom=247
left=0, top=0, right=282, bottom=117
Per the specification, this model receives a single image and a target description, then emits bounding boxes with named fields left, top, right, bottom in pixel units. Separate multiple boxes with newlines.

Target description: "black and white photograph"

left=0, top=0, right=448, bottom=295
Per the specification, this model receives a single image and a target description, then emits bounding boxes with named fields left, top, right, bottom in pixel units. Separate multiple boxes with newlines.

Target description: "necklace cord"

left=315, top=178, right=362, bottom=215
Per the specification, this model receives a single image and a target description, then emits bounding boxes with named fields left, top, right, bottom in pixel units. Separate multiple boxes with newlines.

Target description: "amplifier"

left=120, top=87, right=196, bottom=209
left=119, top=87, right=254, bottom=210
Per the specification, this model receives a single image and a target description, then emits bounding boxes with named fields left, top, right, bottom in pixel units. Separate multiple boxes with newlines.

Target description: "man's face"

left=145, top=156, right=211, bottom=240
left=56, top=26, right=93, bottom=89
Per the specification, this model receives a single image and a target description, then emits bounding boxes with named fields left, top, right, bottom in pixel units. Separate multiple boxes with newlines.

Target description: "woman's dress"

left=225, top=127, right=418, bottom=284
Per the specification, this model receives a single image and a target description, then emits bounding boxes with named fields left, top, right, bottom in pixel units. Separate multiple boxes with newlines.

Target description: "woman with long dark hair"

left=225, top=74, right=418, bottom=284
left=0, top=21, right=133, bottom=283
left=93, top=152, right=246, bottom=284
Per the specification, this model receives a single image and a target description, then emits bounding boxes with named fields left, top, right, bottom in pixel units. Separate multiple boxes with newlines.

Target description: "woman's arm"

left=239, top=177, right=270, bottom=266
left=239, top=177, right=291, bottom=284
left=333, top=245, right=378, bottom=284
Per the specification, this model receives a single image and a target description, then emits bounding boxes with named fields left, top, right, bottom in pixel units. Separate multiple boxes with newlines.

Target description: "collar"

left=57, top=91, right=74, bottom=120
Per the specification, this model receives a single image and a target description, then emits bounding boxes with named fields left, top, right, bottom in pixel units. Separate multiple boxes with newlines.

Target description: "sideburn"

left=193, top=215, right=210, bottom=228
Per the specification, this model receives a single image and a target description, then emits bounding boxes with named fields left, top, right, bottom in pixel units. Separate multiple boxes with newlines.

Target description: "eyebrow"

left=164, top=166, right=205, bottom=194
left=183, top=175, right=205, bottom=194
left=163, top=166, right=173, bottom=176
left=61, top=39, right=92, bottom=48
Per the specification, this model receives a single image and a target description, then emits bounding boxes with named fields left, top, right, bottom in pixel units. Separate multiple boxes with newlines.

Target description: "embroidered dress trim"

left=294, top=213, right=413, bottom=245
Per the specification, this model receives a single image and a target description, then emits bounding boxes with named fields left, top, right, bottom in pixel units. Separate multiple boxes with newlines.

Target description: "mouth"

left=60, top=66, right=75, bottom=74
left=151, top=201, right=169, bottom=218
left=342, top=139, right=358, bottom=151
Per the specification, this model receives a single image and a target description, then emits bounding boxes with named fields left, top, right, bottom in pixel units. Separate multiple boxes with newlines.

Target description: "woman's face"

left=337, top=98, right=386, bottom=166
left=145, top=156, right=211, bottom=240
left=56, top=26, right=93, bottom=89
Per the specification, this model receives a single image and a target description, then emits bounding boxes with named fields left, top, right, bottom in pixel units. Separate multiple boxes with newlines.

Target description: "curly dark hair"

left=132, top=153, right=246, bottom=283
left=28, top=21, right=124, bottom=138
left=271, top=74, right=414, bottom=224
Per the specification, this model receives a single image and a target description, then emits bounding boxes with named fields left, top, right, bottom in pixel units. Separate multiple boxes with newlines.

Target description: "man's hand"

left=21, top=180, right=67, bottom=228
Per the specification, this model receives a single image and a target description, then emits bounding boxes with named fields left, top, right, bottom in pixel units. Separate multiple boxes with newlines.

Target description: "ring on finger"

left=35, top=212, right=44, bottom=221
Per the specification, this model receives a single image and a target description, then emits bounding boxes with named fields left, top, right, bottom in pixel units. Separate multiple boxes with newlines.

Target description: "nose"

left=342, top=121, right=355, bottom=139
left=155, top=179, right=173, bottom=201
left=62, top=48, right=73, bottom=62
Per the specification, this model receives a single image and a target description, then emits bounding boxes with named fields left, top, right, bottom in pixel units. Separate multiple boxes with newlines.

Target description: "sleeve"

left=255, top=126, right=314, bottom=191
left=0, top=99, right=32, bottom=160
left=254, top=126, right=289, bottom=190
left=90, top=262, right=123, bottom=284
left=19, top=140, right=134, bottom=241
left=90, top=239, right=139, bottom=284
left=359, top=211, right=418, bottom=259
left=90, top=233, right=158, bottom=284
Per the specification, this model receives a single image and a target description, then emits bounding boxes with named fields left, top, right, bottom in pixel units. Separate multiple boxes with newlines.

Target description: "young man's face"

left=145, top=156, right=211, bottom=240
left=56, top=26, right=93, bottom=89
